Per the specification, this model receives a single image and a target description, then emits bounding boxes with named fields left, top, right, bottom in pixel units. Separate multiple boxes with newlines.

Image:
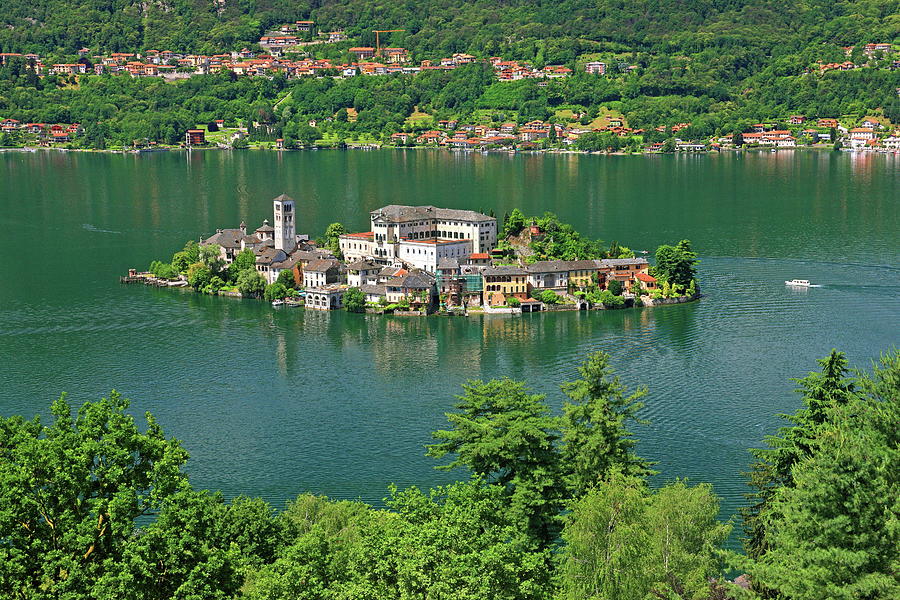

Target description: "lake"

left=1, top=148, right=897, bottom=541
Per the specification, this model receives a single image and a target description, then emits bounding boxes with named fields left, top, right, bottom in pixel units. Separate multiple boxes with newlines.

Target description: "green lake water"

left=1, top=149, right=897, bottom=538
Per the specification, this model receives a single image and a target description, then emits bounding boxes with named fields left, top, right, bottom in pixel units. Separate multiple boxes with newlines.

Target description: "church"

left=199, top=194, right=331, bottom=284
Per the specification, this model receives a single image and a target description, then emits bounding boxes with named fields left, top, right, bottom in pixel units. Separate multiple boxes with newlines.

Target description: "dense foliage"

left=741, top=350, right=900, bottom=598
left=1, top=2, right=898, bottom=146
left=1, top=349, right=897, bottom=598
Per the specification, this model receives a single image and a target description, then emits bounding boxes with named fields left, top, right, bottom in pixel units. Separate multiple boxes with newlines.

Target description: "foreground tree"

left=742, top=350, right=857, bottom=558
left=560, top=471, right=729, bottom=600
left=559, top=351, right=651, bottom=499
left=0, top=392, right=188, bottom=598
left=427, top=379, right=562, bottom=546
left=744, top=351, right=899, bottom=599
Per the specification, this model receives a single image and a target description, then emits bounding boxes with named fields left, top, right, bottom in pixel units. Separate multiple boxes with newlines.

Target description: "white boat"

left=271, top=299, right=285, bottom=307
left=785, top=279, right=811, bottom=287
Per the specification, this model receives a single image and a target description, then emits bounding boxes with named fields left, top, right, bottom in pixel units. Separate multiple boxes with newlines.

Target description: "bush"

left=264, top=282, right=289, bottom=302
left=540, top=290, right=562, bottom=304
left=201, top=276, right=225, bottom=295
left=344, top=287, right=366, bottom=313
left=599, top=289, right=625, bottom=309
left=237, top=270, right=266, bottom=297
left=187, top=262, right=212, bottom=289
left=607, top=279, right=624, bottom=296
left=149, top=260, right=178, bottom=280
left=506, top=296, right=521, bottom=308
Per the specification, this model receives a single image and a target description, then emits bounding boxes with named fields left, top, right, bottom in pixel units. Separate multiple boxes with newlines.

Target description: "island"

left=126, top=194, right=699, bottom=315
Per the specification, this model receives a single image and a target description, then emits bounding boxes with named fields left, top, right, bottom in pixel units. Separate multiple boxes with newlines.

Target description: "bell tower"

left=273, top=194, right=296, bottom=253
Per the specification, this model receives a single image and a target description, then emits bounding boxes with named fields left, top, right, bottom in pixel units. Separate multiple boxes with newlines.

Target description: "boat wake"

left=82, top=223, right=123, bottom=234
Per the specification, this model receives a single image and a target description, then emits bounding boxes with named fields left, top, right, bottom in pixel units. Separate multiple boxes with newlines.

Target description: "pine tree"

left=559, top=352, right=652, bottom=499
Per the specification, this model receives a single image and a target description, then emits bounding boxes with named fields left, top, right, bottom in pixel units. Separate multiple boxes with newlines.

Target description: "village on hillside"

left=2, top=20, right=899, bottom=154
left=128, top=194, right=698, bottom=315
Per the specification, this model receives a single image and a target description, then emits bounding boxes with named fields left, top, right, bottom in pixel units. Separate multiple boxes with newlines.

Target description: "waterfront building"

left=305, top=285, right=345, bottom=310
left=346, top=260, right=380, bottom=287
left=303, top=259, right=342, bottom=289
left=185, top=129, right=205, bottom=145
left=383, top=270, right=436, bottom=307
left=272, top=193, right=296, bottom=253
left=482, top=265, right=528, bottom=305
left=595, top=257, right=650, bottom=291
left=339, top=205, right=497, bottom=272
left=525, top=260, right=597, bottom=292
left=200, top=194, right=314, bottom=282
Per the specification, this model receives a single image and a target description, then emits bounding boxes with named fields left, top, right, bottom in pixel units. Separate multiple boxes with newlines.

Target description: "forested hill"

left=1, top=0, right=898, bottom=58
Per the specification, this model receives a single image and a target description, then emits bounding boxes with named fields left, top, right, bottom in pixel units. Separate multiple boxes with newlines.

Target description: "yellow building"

left=482, top=266, right=528, bottom=305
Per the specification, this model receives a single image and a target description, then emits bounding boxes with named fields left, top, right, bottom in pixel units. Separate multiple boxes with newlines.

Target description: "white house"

left=346, top=260, right=380, bottom=287
left=397, top=238, right=474, bottom=274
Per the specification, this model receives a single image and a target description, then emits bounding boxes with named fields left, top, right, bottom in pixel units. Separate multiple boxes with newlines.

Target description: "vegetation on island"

left=1, top=2, right=898, bottom=149
left=1, top=348, right=896, bottom=598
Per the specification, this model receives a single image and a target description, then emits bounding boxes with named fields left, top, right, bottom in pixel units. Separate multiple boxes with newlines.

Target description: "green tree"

left=199, top=243, right=225, bottom=274
left=171, top=251, right=191, bottom=273
left=654, top=239, right=698, bottom=287
left=607, top=279, right=623, bottom=296
left=95, top=489, right=245, bottom=600
left=660, top=137, right=677, bottom=153
left=745, top=351, right=899, bottom=599
left=503, top=208, right=527, bottom=237
left=320, top=222, right=346, bottom=257
left=743, top=350, right=858, bottom=558
left=561, top=472, right=729, bottom=600
left=296, top=124, right=320, bottom=147
left=275, top=268, right=297, bottom=289
left=559, top=352, right=651, bottom=498
left=227, top=248, right=256, bottom=281
left=344, top=287, right=366, bottom=313
left=427, top=379, right=562, bottom=546
left=264, top=282, right=289, bottom=302
left=237, top=269, right=266, bottom=297
left=182, top=240, right=201, bottom=264
left=0, top=392, right=189, bottom=598
left=187, top=262, right=212, bottom=289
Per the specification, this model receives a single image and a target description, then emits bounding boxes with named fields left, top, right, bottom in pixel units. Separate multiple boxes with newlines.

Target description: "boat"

left=785, top=279, right=811, bottom=287
left=271, top=299, right=285, bottom=307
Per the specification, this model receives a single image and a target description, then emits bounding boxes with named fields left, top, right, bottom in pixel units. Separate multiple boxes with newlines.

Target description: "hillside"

left=1, top=0, right=897, bottom=57
left=0, top=1, right=898, bottom=148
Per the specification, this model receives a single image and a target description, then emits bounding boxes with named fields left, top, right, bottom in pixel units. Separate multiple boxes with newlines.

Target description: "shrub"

left=540, top=290, right=562, bottom=304
left=506, top=296, right=521, bottom=308
left=607, top=279, right=624, bottom=296
left=237, top=270, right=266, bottom=297
left=599, top=289, right=625, bottom=309
left=187, top=262, right=212, bottom=289
left=344, top=287, right=366, bottom=313
left=264, top=282, right=289, bottom=302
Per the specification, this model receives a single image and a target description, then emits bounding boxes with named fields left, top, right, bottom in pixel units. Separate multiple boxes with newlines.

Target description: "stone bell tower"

left=272, top=193, right=296, bottom=253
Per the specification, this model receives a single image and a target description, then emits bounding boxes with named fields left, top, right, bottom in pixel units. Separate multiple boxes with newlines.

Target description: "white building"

left=585, top=61, right=606, bottom=75
left=346, top=260, right=380, bottom=287
left=397, top=238, right=474, bottom=274
left=370, top=205, right=497, bottom=254
left=340, top=205, right=498, bottom=272
left=273, top=193, right=296, bottom=253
